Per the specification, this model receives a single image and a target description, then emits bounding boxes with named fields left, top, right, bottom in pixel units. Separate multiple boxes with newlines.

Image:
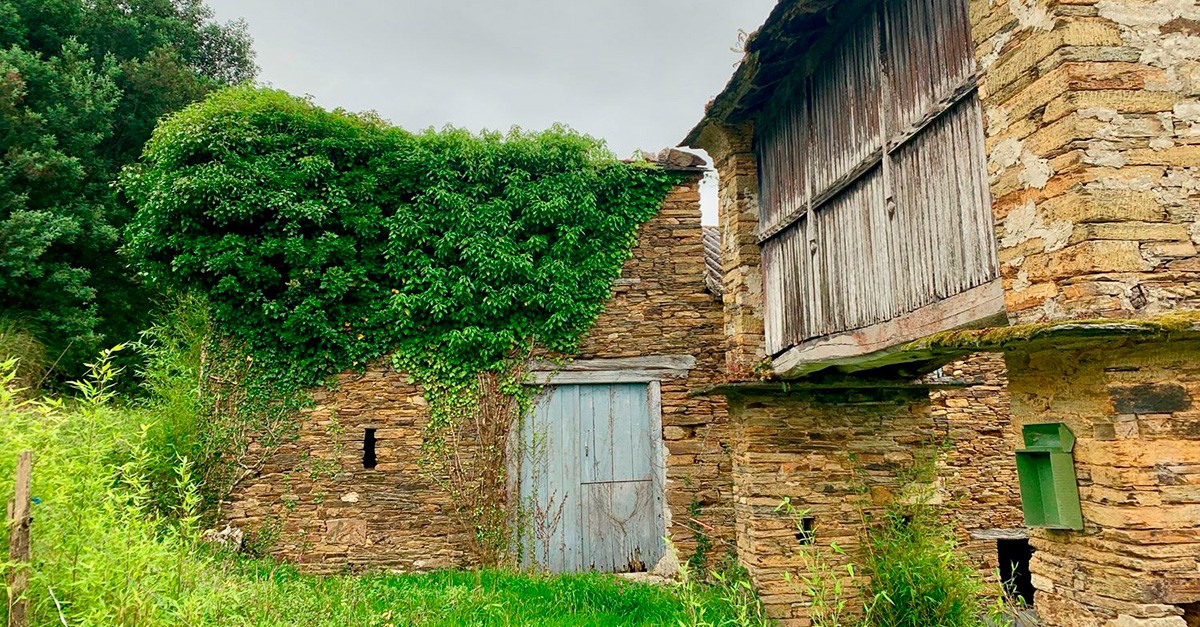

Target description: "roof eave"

left=681, top=0, right=857, bottom=149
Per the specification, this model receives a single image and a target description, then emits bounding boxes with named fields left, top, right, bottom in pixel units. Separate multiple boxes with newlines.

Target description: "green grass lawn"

left=211, top=563, right=748, bottom=626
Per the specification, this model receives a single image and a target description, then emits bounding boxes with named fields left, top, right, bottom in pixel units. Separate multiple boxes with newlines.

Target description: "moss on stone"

left=907, top=312, right=1200, bottom=353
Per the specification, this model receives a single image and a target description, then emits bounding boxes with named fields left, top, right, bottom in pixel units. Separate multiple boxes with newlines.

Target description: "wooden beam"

left=527, top=355, right=698, bottom=386
left=886, top=79, right=979, bottom=154
left=772, top=279, right=1007, bottom=379
left=969, top=528, right=1029, bottom=541
left=695, top=377, right=972, bottom=398
left=8, top=450, right=32, bottom=627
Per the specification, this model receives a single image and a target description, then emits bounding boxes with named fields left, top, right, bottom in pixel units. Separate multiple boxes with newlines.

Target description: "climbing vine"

left=121, top=86, right=680, bottom=563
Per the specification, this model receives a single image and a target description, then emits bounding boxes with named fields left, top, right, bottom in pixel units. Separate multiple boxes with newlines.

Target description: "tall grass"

left=860, top=508, right=989, bottom=627
left=782, top=489, right=997, bottom=626
left=0, top=353, right=235, bottom=625
left=130, top=295, right=219, bottom=517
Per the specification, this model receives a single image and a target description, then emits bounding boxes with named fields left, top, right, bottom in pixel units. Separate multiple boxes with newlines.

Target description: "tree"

left=0, top=0, right=255, bottom=375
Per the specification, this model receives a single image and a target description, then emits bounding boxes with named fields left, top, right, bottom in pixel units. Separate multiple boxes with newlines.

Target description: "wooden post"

left=7, top=451, right=31, bottom=627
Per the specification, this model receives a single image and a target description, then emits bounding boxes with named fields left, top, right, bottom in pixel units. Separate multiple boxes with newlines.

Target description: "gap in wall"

left=1181, top=602, right=1200, bottom=627
left=363, top=428, right=378, bottom=469
left=998, top=538, right=1034, bottom=607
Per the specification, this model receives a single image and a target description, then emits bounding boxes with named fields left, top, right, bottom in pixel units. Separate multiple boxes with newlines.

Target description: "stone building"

left=222, top=1, right=1200, bottom=625
left=223, top=155, right=738, bottom=574
left=687, top=0, right=1200, bottom=626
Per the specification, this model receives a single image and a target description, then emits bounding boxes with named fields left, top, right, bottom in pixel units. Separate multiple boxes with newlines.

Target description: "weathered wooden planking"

left=754, top=0, right=995, bottom=361
left=520, top=385, right=582, bottom=573
left=520, top=384, right=662, bottom=574
left=526, top=355, right=697, bottom=385
left=580, top=481, right=659, bottom=573
left=772, top=279, right=1006, bottom=378
left=884, top=0, right=975, bottom=135
left=808, top=12, right=882, bottom=203
left=890, top=96, right=997, bottom=309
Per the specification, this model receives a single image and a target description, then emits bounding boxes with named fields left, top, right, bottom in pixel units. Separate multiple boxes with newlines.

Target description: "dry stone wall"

left=1005, top=338, right=1200, bottom=627
left=222, top=176, right=733, bottom=573
left=728, top=362, right=1025, bottom=626
left=692, top=122, right=766, bottom=375
left=728, top=388, right=943, bottom=625
left=974, top=0, right=1200, bottom=322
left=930, top=353, right=1026, bottom=575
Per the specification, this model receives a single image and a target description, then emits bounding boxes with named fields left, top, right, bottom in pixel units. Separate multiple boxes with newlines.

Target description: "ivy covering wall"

left=122, top=86, right=680, bottom=395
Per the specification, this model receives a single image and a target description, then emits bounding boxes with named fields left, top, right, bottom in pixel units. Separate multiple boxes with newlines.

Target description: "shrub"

left=861, top=506, right=988, bottom=627
left=121, top=86, right=680, bottom=400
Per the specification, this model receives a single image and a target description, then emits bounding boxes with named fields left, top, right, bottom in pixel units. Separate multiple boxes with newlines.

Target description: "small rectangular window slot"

left=796, top=517, right=816, bottom=545
left=363, top=428, right=377, bottom=469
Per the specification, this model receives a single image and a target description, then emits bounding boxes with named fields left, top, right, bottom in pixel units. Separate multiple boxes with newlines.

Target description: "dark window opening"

left=998, top=539, right=1034, bottom=607
left=1182, top=602, right=1200, bottom=627
left=363, top=428, right=377, bottom=469
left=796, top=517, right=815, bottom=545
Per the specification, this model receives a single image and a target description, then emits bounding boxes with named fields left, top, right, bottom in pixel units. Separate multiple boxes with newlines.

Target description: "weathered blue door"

left=519, top=383, right=663, bottom=573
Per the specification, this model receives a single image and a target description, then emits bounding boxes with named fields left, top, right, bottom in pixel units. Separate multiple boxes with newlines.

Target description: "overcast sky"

left=202, top=1, right=778, bottom=223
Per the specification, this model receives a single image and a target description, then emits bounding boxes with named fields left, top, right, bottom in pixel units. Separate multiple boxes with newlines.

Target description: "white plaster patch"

left=1150, top=137, right=1177, bottom=150
left=340, top=492, right=360, bottom=503
left=1174, top=101, right=1200, bottom=121
left=1191, top=218, right=1200, bottom=245
left=1148, top=34, right=1200, bottom=70
left=1080, top=107, right=1121, bottom=123
left=1001, top=200, right=1072, bottom=251
left=989, top=138, right=1023, bottom=172
left=1012, top=269, right=1032, bottom=292
left=1085, top=147, right=1128, bottom=168
left=985, top=105, right=1011, bottom=136
left=1097, top=0, right=1194, bottom=28
left=1008, top=0, right=1053, bottom=31
left=980, top=29, right=1015, bottom=70
left=1019, top=151, right=1053, bottom=189
left=1098, top=1, right=1200, bottom=69
left=1088, top=173, right=1158, bottom=192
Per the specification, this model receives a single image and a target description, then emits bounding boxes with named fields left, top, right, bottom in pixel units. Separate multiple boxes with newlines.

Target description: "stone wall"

left=692, top=122, right=766, bottom=375
left=974, top=0, right=1200, bottom=323
left=221, top=175, right=734, bottom=573
left=1005, top=337, right=1200, bottom=627
left=728, top=387, right=942, bottom=625
left=931, top=353, right=1026, bottom=575
left=727, top=362, right=1025, bottom=626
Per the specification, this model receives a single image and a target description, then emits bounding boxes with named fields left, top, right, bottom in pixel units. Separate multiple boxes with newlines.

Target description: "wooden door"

left=519, top=383, right=663, bottom=573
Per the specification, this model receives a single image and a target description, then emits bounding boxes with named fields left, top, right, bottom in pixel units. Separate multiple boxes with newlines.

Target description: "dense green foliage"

left=122, top=86, right=679, bottom=397
left=0, top=350, right=763, bottom=626
left=0, top=0, right=254, bottom=375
